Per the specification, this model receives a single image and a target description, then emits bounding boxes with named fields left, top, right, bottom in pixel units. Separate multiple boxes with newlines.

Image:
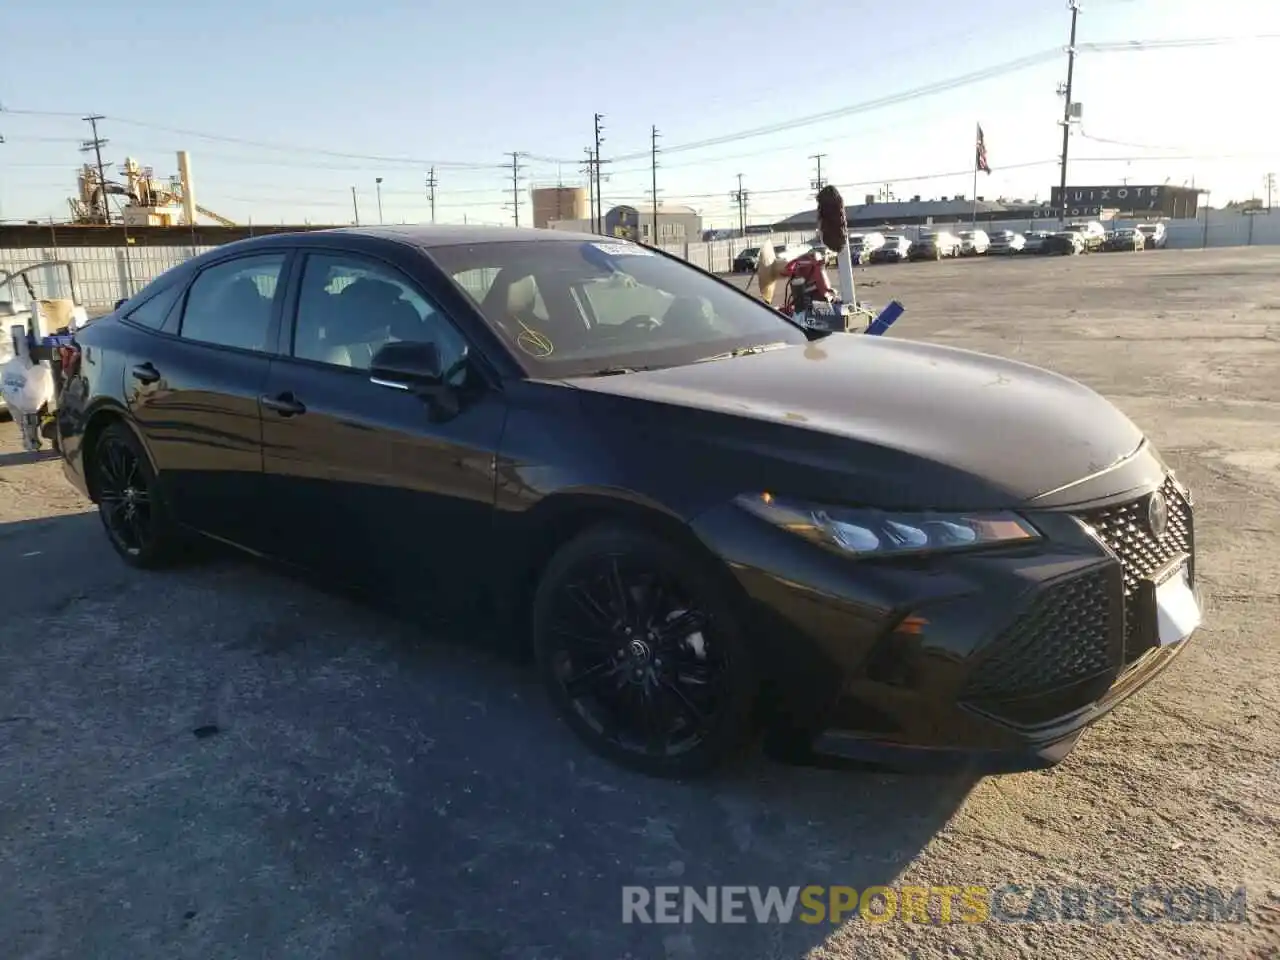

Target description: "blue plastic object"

left=865, top=300, right=905, bottom=337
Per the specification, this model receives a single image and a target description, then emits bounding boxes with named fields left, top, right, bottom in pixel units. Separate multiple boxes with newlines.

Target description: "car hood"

left=567, top=335, right=1144, bottom=508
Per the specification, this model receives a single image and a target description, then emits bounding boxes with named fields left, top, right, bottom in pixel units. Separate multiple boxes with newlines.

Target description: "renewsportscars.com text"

left=621, top=884, right=1250, bottom=925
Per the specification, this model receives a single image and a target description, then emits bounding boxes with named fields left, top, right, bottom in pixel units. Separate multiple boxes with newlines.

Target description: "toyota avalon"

left=54, top=226, right=1202, bottom=778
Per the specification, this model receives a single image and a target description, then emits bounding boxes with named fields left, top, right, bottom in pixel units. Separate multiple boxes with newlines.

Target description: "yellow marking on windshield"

left=516, top=323, right=554, bottom=358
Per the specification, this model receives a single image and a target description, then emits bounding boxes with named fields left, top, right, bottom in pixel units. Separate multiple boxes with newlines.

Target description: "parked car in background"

left=1022, top=231, right=1053, bottom=254
left=55, top=225, right=1203, bottom=778
left=1103, top=229, right=1145, bottom=252
left=988, top=230, right=1027, bottom=255
left=732, top=247, right=762, bottom=273
left=1042, top=231, right=1087, bottom=256
left=957, top=229, right=991, bottom=256
left=772, top=242, right=811, bottom=263
left=1063, top=221, right=1107, bottom=252
left=908, top=231, right=962, bottom=261
left=1134, top=222, right=1168, bottom=249
left=808, top=243, right=838, bottom=267
left=868, top=235, right=911, bottom=263
left=849, top=232, right=887, bottom=263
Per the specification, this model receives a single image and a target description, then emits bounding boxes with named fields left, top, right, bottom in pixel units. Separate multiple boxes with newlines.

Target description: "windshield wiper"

left=694, top=341, right=791, bottom=363
left=583, top=365, right=652, bottom=376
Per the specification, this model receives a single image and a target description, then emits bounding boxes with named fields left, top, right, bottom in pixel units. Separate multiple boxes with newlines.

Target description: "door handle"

left=260, top=391, right=306, bottom=417
left=131, top=362, right=161, bottom=384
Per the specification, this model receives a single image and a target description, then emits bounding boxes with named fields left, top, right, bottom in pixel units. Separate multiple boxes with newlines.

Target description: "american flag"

left=976, top=124, right=991, bottom=174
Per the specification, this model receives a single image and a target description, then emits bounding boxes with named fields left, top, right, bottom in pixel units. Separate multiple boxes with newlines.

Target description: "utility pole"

left=582, top=148, right=597, bottom=232
left=1057, top=0, right=1082, bottom=226
left=1265, top=172, right=1275, bottom=211
left=375, top=177, right=384, bottom=224
left=351, top=186, right=360, bottom=226
left=731, top=173, right=749, bottom=238
left=81, top=115, right=110, bottom=224
left=509, top=152, right=523, bottom=227
left=650, top=125, right=661, bottom=244
left=810, top=153, right=827, bottom=195
left=593, top=113, right=605, bottom=234
left=426, top=167, right=438, bottom=224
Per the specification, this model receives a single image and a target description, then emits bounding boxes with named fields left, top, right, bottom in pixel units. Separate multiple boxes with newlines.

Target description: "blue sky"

left=1, top=0, right=1276, bottom=229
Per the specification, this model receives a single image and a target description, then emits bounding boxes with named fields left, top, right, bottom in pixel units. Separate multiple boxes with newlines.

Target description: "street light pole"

left=375, top=177, right=384, bottom=225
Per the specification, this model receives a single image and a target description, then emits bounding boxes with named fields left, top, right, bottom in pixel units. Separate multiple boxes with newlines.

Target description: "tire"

left=91, top=422, right=182, bottom=568
left=532, top=523, right=759, bottom=779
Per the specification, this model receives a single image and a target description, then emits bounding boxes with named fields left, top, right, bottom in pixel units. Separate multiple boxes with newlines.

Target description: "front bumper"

left=692, top=470, right=1200, bottom=773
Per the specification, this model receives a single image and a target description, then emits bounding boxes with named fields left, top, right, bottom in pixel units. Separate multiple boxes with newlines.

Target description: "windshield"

left=884, top=237, right=903, bottom=247
left=1136, top=225, right=1156, bottom=234
left=428, top=239, right=808, bottom=378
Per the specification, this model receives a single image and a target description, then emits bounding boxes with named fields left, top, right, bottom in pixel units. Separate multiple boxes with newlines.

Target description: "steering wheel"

left=622, top=314, right=662, bottom=333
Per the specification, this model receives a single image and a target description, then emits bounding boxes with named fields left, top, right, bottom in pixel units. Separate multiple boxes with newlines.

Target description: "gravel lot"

left=2, top=247, right=1278, bottom=959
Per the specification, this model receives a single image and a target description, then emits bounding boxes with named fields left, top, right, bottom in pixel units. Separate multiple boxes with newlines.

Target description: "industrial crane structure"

left=67, top=150, right=235, bottom=227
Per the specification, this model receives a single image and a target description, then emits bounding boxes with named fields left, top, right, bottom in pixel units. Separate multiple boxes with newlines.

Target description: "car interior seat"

left=322, top=278, right=417, bottom=369
left=661, top=295, right=715, bottom=336
left=213, top=277, right=272, bottom=350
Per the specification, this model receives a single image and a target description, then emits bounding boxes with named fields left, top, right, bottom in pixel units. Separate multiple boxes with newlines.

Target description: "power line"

left=581, top=148, right=597, bottom=232
left=606, top=49, right=1064, bottom=162
left=593, top=113, right=605, bottom=235
left=508, top=152, right=523, bottom=227
left=810, top=153, right=827, bottom=195
left=3, top=33, right=1276, bottom=174
left=1057, top=0, right=1082, bottom=225
left=81, top=115, right=110, bottom=224
left=730, top=174, right=749, bottom=237
left=651, top=125, right=660, bottom=244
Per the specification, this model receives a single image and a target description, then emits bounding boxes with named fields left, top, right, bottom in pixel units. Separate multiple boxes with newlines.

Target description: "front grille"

left=961, top=568, right=1117, bottom=703
left=1075, top=475, right=1194, bottom=646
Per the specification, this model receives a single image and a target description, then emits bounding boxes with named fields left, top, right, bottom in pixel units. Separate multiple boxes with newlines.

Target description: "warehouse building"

left=773, top=196, right=1040, bottom=231
left=548, top=203, right=703, bottom=243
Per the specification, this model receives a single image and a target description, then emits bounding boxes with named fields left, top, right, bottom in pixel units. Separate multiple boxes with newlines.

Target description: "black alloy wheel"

left=93, top=423, right=178, bottom=568
left=533, top=525, right=758, bottom=778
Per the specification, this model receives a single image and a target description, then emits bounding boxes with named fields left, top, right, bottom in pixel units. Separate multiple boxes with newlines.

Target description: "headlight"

left=735, top=493, right=1041, bottom=557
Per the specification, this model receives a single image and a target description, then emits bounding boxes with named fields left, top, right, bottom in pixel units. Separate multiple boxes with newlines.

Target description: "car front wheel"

left=533, top=524, right=758, bottom=778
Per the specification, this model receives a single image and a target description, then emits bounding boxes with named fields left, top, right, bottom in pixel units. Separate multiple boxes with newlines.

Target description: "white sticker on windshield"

left=590, top=242, right=654, bottom=257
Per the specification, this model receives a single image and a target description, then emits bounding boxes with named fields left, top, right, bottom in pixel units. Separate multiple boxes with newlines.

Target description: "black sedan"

left=55, top=226, right=1203, bottom=779
left=731, top=247, right=761, bottom=273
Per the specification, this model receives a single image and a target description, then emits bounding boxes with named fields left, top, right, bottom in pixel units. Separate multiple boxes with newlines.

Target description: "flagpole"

left=972, top=122, right=979, bottom=229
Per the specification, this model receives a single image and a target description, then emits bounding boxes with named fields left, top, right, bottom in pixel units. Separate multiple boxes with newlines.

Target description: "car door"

left=126, top=250, right=291, bottom=550
left=259, top=248, right=507, bottom=618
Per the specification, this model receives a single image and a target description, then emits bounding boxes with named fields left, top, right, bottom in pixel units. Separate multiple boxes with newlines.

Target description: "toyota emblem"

left=1147, top=491, right=1169, bottom=538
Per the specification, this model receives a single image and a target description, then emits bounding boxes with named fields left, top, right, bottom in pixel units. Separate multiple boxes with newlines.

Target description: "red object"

left=779, top=253, right=835, bottom=316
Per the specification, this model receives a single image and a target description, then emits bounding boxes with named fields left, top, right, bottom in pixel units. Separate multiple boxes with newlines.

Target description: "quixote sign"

left=1047, top=185, right=1165, bottom=217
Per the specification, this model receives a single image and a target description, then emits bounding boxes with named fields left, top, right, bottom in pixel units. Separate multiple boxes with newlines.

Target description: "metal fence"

left=0, top=244, right=217, bottom=308
left=3, top=211, right=1279, bottom=309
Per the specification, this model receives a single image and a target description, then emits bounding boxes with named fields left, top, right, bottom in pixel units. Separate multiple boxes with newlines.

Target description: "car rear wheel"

left=92, top=422, right=181, bottom=568
left=533, top=524, right=758, bottom=778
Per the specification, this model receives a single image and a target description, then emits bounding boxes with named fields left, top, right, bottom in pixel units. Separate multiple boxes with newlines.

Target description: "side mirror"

left=369, top=340, right=443, bottom=393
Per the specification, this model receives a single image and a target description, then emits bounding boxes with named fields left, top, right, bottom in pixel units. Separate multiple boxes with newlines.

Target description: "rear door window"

left=177, top=254, right=287, bottom=352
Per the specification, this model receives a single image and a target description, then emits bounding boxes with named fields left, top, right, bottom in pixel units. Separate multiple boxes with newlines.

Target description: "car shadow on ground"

left=1, top=513, right=979, bottom=960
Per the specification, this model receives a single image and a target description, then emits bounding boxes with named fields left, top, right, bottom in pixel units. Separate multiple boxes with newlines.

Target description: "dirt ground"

left=1, top=247, right=1278, bottom=959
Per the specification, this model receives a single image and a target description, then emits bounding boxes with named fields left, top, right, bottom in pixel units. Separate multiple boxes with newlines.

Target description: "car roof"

left=210, top=224, right=606, bottom=255
left=324, top=224, right=603, bottom=246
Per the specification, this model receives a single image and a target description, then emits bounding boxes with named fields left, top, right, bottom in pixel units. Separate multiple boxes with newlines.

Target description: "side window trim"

left=173, top=249, right=295, bottom=355
left=283, top=249, right=476, bottom=372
